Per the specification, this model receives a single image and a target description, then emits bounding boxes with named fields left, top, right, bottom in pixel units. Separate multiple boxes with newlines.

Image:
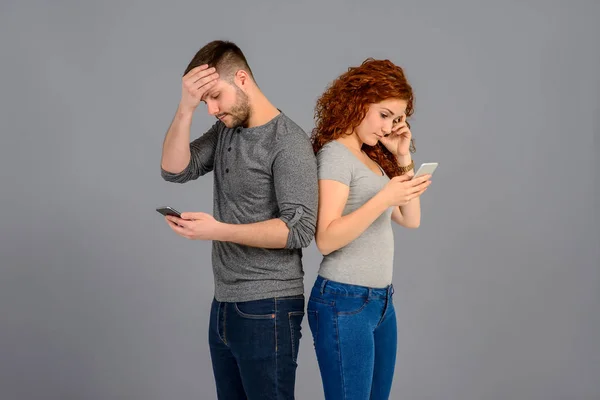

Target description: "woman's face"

left=354, top=99, right=407, bottom=146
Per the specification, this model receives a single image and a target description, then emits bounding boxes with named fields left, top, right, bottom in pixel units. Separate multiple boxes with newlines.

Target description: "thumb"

left=180, top=212, right=205, bottom=220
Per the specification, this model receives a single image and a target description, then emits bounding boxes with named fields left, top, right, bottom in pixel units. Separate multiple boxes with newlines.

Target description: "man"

left=160, top=40, right=318, bottom=399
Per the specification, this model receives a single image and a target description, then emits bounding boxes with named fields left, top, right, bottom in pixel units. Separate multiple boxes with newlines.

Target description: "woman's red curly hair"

left=310, top=58, right=416, bottom=178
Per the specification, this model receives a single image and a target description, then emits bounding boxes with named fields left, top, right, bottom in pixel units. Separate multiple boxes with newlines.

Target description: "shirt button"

left=236, top=128, right=241, bottom=133
left=225, top=168, right=229, bottom=173
left=228, top=147, right=231, bottom=152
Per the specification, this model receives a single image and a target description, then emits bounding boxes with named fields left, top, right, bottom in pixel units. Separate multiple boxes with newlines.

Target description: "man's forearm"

left=161, top=105, right=194, bottom=173
left=214, top=218, right=290, bottom=248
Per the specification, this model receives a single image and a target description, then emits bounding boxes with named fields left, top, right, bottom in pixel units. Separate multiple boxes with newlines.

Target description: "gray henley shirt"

left=161, top=112, right=318, bottom=302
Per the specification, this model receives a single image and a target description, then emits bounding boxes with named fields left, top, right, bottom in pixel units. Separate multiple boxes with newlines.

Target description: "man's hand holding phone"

left=157, top=207, right=222, bottom=241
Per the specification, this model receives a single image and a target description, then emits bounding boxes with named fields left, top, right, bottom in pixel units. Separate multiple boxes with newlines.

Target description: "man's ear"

left=235, top=69, right=250, bottom=87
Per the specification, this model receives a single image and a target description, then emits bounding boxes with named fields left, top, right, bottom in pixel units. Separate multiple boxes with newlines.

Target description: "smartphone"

left=156, top=206, right=182, bottom=218
left=413, top=162, right=438, bottom=179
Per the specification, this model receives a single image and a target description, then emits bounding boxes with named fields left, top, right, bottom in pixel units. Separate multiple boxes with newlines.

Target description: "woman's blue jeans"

left=307, top=275, right=397, bottom=400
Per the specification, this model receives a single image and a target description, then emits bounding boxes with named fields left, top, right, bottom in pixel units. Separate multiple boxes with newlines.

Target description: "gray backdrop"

left=1, top=0, right=598, bottom=399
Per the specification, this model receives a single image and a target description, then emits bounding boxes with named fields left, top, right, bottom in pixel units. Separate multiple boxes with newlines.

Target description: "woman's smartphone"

left=413, top=162, right=438, bottom=179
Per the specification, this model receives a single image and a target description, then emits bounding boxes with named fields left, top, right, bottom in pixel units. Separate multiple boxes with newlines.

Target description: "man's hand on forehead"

left=180, top=64, right=219, bottom=111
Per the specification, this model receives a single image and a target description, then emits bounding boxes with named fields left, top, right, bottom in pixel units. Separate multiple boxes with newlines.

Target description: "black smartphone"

left=156, top=206, right=182, bottom=218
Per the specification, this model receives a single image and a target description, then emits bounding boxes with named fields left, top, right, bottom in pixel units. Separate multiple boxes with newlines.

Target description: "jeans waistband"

left=314, top=275, right=394, bottom=299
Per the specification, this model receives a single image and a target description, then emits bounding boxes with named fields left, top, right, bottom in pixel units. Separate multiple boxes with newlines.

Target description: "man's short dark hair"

left=184, top=40, right=254, bottom=82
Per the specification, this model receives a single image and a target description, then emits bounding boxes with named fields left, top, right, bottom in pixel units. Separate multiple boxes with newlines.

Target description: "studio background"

left=1, top=0, right=598, bottom=399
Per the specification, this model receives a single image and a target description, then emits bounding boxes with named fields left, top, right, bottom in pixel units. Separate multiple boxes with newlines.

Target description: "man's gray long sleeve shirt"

left=161, top=112, right=318, bottom=302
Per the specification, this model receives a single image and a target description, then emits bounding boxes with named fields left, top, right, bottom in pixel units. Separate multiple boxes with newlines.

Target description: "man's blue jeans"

left=208, top=295, right=305, bottom=399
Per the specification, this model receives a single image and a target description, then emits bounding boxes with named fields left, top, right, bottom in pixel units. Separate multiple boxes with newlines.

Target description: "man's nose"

left=207, top=101, right=219, bottom=116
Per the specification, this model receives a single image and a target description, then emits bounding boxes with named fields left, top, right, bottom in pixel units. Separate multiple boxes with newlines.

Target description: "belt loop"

left=390, top=284, right=395, bottom=297
left=320, top=278, right=328, bottom=294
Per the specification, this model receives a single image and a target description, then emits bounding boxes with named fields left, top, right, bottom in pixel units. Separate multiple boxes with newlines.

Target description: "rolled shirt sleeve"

left=272, top=133, right=318, bottom=249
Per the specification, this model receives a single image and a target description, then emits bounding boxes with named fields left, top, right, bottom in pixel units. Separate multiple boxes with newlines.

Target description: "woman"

left=307, top=58, right=432, bottom=399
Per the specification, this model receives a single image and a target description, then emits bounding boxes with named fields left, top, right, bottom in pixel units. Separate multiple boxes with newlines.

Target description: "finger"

left=395, top=127, right=410, bottom=137
left=412, top=174, right=431, bottom=184
left=392, top=114, right=407, bottom=128
left=197, top=80, right=218, bottom=97
left=188, top=73, right=219, bottom=93
left=413, top=187, right=429, bottom=199
left=417, top=181, right=431, bottom=193
left=183, top=66, right=213, bottom=85
left=391, top=121, right=406, bottom=133
left=408, top=179, right=431, bottom=194
left=398, top=173, right=425, bottom=186
left=165, top=217, right=181, bottom=228
left=195, top=76, right=219, bottom=98
left=198, top=79, right=218, bottom=90
left=183, top=73, right=219, bottom=97
left=406, top=189, right=425, bottom=202
left=183, top=64, right=210, bottom=78
left=183, top=70, right=219, bottom=92
left=166, top=215, right=190, bottom=228
left=180, top=212, right=204, bottom=220
left=166, top=218, right=187, bottom=234
left=181, top=211, right=208, bottom=221
left=192, top=71, right=219, bottom=86
left=186, top=66, right=216, bottom=82
left=172, top=223, right=193, bottom=239
left=411, top=179, right=431, bottom=192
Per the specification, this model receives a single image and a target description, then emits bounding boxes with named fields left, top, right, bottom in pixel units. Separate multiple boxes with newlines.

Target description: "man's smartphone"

left=156, top=206, right=182, bottom=218
left=413, top=162, right=438, bottom=179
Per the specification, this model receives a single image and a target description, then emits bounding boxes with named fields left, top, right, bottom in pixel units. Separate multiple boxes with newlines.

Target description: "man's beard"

left=221, top=88, right=251, bottom=128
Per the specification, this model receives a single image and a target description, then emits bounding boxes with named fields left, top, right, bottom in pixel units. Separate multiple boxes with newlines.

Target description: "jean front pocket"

left=335, top=295, right=369, bottom=316
left=234, top=299, right=276, bottom=319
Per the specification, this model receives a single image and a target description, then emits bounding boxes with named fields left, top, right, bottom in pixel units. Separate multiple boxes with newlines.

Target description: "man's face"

left=202, top=79, right=250, bottom=128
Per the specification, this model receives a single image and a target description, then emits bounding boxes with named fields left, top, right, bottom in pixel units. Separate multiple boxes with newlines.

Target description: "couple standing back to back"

left=160, top=40, right=432, bottom=400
